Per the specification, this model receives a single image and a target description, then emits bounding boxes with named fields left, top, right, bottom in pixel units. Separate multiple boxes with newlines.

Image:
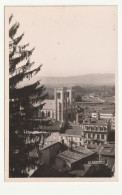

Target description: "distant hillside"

left=40, top=74, right=115, bottom=87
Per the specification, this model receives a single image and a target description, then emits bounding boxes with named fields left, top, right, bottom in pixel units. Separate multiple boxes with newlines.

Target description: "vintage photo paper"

left=5, top=6, right=118, bottom=182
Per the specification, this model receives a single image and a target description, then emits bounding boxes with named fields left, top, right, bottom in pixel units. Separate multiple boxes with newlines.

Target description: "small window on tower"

left=48, top=111, right=50, bottom=117
left=67, top=91, right=69, bottom=98
left=57, top=92, right=61, bottom=99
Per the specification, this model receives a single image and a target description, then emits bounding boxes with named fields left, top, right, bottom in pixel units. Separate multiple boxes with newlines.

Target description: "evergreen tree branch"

left=9, top=22, right=20, bottom=39
left=9, top=64, right=42, bottom=88
left=9, top=14, right=13, bottom=24
left=9, top=48, right=35, bottom=72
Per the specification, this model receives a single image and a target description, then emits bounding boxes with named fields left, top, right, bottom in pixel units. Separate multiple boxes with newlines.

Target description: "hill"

left=40, top=74, right=115, bottom=87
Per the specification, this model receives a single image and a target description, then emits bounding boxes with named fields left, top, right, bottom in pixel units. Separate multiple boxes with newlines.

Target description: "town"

left=10, top=85, right=115, bottom=177
left=8, top=8, right=116, bottom=179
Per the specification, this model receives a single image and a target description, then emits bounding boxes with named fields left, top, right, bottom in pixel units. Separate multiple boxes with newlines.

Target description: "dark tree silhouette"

left=9, top=15, right=47, bottom=177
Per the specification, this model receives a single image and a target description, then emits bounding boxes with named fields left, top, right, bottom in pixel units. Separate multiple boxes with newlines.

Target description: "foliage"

left=9, top=14, right=47, bottom=177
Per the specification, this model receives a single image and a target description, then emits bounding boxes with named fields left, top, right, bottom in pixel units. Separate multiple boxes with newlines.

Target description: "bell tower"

left=54, top=87, right=75, bottom=122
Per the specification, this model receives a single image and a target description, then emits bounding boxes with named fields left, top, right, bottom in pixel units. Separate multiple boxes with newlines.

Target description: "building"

left=99, top=143, right=115, bottom=172
left=81, top=117, right=111, bottom=145
left=92, top=110, right=115, bottom=120
left=59, top=124, right=84, bottom=147
left=68, top=163, right=112, bottom=177
left=55, top=146, right=96, bottom=172
left=33, top=87, right=76, bottom=122
left=38, top=142, right=62, bottom=165
left=92, top=110, right=115, bottom=131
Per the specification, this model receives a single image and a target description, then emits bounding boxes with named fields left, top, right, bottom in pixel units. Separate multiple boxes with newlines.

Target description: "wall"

left=38, top=142, right=62, bottom=166
left=59, top=135, right=84, bottom=147
left=99, top=155, right=115, bottom=170
left=55, top=157, right=71, bottom=172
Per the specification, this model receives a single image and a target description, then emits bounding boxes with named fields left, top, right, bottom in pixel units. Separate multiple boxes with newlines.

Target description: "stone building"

left=39, top=87, right=76, bottom=122
left=81, top=117, right=111, bottom=145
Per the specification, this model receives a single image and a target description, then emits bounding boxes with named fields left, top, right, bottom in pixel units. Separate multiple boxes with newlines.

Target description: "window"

left=84, top=133, right=87, bottom=138
left=67, top=91, right=69, bottom=98
left=101, top=134, right=104, bottom=140
left=57, top=92, right=61, bottom=99
left=97, top=134, right=100, bottom=139
left=104, top=127, right=107, bottom=131
left=88, top=134, right=91, bottom=138
left=48, top=111, right=50, bottom=117
left=42, top=111, right=45, bottom=117
left=93, top=134, right=95, bottom=139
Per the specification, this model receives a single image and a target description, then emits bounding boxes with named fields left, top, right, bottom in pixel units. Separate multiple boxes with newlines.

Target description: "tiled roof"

left=40, top=142, right=61, bottom=151
left=57, top=148, right=95, bottom=164
left=72, top=146, right=94, bottom=155
left=57, top=150, right=84, bottom=164
left=99, top=110, right=115, bottom=114
left=99, top=144, right=115, bottom=156
left=45, top=132, right=60, bottom=141
left=102, top=97, right=115, bottom=103
left=35, top=121, right=61, bottom=132
left=83, top=119, right=107, bottom=126
left=60, top=125, right=82, bottom=136
left=42, top=100, right=55, bottom=110
left=87, top=144, right=103, bottom=153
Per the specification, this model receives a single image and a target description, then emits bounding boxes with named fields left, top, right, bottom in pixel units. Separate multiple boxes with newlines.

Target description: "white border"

left=0, top=0, right=122, bottom=195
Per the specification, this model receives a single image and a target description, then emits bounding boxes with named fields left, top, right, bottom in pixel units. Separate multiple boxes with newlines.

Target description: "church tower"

left=54, top=87, right=75, bottom=122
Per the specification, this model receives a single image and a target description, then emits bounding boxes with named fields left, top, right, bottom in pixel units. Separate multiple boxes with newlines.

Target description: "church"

left=39, top=87, right=76, bottom=122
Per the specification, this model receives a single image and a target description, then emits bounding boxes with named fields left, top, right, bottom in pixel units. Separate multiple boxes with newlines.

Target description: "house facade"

left=81, top=118, right=111, bottom=145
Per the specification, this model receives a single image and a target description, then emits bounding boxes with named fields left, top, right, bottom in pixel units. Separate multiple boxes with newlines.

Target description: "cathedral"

left=40, top=87, right=76, bottom=122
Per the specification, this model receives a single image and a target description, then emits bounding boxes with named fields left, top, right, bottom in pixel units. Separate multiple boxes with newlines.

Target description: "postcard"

left=5, top=6, right=118, bottom=182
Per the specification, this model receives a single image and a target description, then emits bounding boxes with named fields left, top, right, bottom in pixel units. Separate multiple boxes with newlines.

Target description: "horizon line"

left=40, top=73, right=115, bottom=78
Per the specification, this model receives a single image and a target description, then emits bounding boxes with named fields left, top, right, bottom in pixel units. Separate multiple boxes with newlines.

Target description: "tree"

left=9, top=15, right=47, bottom=177
left=75, top=95, right=82, bottom=102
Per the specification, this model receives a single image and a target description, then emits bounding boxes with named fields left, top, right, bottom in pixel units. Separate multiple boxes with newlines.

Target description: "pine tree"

left=9, top=15, right=47, bottom=177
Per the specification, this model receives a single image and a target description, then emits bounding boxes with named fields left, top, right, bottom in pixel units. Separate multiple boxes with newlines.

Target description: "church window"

left=48, top=111, right=50, bottom=117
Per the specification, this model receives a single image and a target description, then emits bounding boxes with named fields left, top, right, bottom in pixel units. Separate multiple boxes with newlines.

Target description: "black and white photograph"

left=5, top=5, right=117, bottom=181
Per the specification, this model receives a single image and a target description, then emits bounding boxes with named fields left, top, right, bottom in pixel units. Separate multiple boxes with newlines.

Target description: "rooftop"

left=99, top=144, right=115, bottom=156
left=83, top=118, right=108, bottom=126
left=45, top=132, right=60, bottom=142
left=87, top=144, right=103, bottom=153
left=99, top=110, right=115, bottom=114
left=34, top=121, right=61, bottom=132
left=82, top=97, right=104, bottom=103
left=60, top=125, right=82, bottom=136
left=68, top=164, right=112, bottom=177
left=72, top=146, right=94, bottom=155
left=57, top=148, right=95, bottom=164
left=40, top=142, right=61, bottom=151
left=42, top=99, right=55, bottom=110
left=57, top=150, right=84, bottom=164
left=102, top=97, right=115, bottom=103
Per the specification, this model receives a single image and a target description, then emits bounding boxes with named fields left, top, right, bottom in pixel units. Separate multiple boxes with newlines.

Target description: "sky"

left=6, top=6, right=117, bottom=77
